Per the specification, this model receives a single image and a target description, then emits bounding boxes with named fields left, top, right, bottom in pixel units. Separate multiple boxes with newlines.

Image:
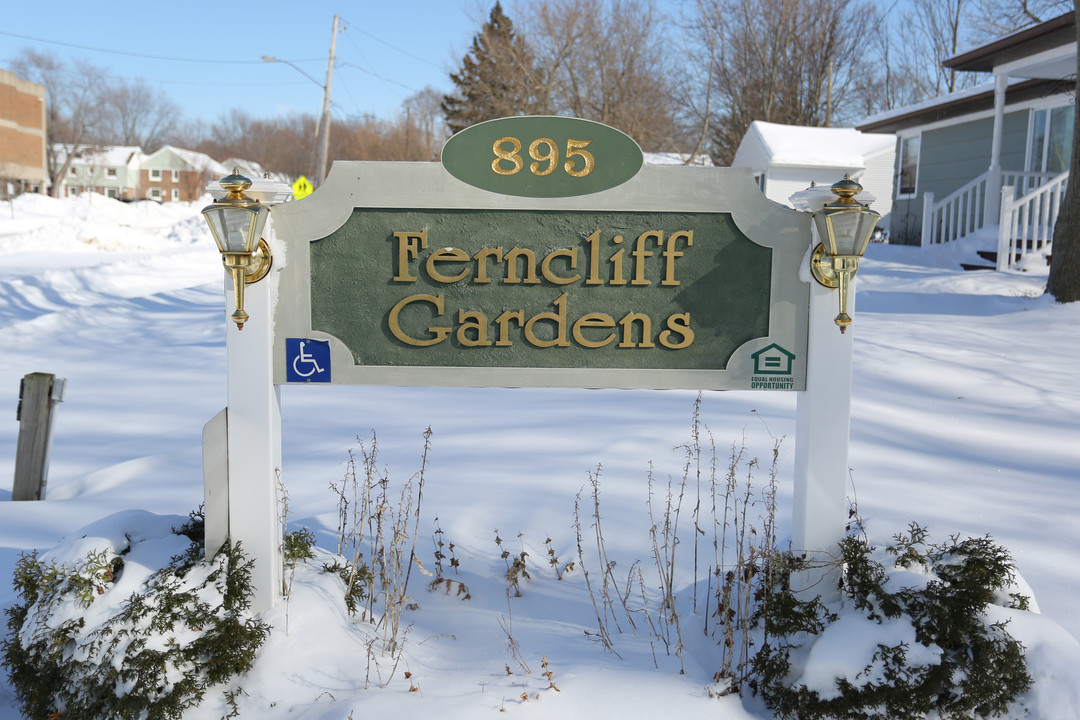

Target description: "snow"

left=741, top=120, right=895, bottom=168
left=1, top=190, right=1079, bottom=719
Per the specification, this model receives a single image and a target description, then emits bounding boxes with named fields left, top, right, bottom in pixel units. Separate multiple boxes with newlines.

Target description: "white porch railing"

left=920, top=170, right=1061, bottom=247
left=996, top=171, right=1068, bottom=271
left=920, top=174, right=987, bottom=246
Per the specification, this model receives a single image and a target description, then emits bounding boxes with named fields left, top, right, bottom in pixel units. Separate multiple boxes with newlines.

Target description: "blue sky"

left=0, top=0, right=500, bottom=125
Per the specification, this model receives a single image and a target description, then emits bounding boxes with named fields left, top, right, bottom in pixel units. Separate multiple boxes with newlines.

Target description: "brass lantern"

left=202, top=170, right=272, bottom=330
left=810, top=175, right=880, bottom=333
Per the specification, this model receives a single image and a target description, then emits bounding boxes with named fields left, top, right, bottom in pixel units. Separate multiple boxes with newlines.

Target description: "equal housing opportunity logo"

left=751, top=343, right=796, bottom=390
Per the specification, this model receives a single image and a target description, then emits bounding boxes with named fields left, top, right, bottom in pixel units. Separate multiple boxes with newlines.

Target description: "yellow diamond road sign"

left=292, top=176, right=314, bottom=200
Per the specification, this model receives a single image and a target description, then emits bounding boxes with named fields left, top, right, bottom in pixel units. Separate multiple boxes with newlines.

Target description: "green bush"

left=751, top=524, right=1032, bottom=720
left=2, top=515, right=270, bottom=720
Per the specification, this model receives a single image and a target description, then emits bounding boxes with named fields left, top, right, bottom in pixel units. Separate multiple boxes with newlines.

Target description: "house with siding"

left=0, top=68, right=47, bottom=195
left=141, top=145, right=228, bottom=202
left=56, top=145, right=143, bottom=199
left=732, top=121, right=896, bottom=221
left=857, top=11, right=1074, bottom=270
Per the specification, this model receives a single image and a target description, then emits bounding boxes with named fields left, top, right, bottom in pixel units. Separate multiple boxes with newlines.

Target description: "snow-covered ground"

left=0, top=192, right=1078, bottom=718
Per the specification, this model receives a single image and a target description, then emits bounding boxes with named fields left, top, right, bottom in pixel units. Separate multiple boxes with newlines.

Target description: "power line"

left=0, top=28, right=320, bottom=65
left=339, top=61, right=419, bottom=93
left=339, top=17, right=444, bottom=69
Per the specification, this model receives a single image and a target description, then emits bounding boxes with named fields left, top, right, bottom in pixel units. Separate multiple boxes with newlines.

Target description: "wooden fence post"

left=13, top=372, right=66, bottom=501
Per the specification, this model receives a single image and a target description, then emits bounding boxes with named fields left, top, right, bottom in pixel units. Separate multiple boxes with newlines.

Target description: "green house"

left=858, top=12, right=1074, bottom=270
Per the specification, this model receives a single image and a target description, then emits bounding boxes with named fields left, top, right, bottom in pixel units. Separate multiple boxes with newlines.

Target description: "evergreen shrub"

left=750, top=523, right=1032, bottom=720
left=2, top=513, right=270, bottom=720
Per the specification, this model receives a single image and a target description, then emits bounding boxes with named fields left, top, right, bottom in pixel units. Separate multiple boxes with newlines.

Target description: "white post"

left=986, top=73, right=1008, bottom=224
left=997, top=185, right=1016, bottom=271
left=792, top=245, right=856, bottom=601
left=920, top=192, right=935, bottom=246
left=223, top=227, right=283, bottom=614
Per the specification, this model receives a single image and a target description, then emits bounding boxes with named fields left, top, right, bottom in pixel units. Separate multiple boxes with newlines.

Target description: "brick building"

left=140, top=145, right=227, bottom=202
left=0, top=68, right=47, bottom=195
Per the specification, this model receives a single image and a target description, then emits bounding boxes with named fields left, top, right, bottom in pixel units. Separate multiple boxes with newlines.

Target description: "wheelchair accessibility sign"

left=286, top=338, right=331, bottom=383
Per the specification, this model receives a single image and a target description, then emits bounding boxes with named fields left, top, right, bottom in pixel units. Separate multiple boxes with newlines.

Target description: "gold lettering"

left=524, top=293, right=570, bottom=348
left=391, top=231, right=427, bottom=282
left=632, top=231, right=660, bottom=286
left=426, top=247, right=471, bottom=284
left=659, top=313, right=694, bottom=349
left=617, top=311, right=654, bottom=348
left=609, top=236, right=627, bottom=286
left=472, top=246, right=503, bottom=284
left=572, top=312, right=616, bottom=348
left=584, top=230, right=603, bottom=285
left=503, top=248, right=540, bottom=284
left=457, top=310, right=491, bottom=346
left=528, top=138, right=558, bottom=176
left=495, top=309, right=525, bottom=346
left=387, top=294, right=450, bottom=347
left=661, top=231, right=693, bottom=286
left=541, top=248, right=580, bottom=285
left=492, top=137, right=523, bottom=175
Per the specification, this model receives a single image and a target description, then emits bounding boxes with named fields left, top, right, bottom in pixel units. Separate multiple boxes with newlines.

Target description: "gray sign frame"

left=269, top=161, right=810, bottom=390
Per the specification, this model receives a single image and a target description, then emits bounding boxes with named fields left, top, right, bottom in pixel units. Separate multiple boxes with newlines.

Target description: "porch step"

left=964, top=250, right=1052, bottom=271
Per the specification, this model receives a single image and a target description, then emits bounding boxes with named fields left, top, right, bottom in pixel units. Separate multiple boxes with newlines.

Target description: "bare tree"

left=101, top=78, right=181, bottom=150
left=400, top=87, right=450, bottom=160
left=690, top=0, right=867, bottom=164
left=10, top=49, right=109, bottom=197
left=909, top=0, right=986, bottom=95
left=968, top=0, right=1073, bottom=39
left=522, top=0, right=683, bottom=152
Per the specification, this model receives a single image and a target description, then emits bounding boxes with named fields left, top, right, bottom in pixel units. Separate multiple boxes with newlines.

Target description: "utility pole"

left=316, top=15, right=339, bottom=186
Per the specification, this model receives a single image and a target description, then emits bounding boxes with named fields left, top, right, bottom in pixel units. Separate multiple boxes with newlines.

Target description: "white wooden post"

left=920, top=192, right=935, bottom=246
left=792, top=242, right=856, bottom=601
left=201, top=408, right=230, bottom=559
left=986, top=73, right=1008, bottom=225
left=997, top=185, right=1016, bottom=271
left=223, top=226, right=283, bottom=614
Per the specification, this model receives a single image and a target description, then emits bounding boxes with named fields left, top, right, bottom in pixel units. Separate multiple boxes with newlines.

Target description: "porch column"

left=986, top=73, right=1008, bottom=224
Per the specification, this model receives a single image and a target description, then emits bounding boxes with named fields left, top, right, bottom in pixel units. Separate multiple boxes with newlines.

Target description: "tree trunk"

left=1046, top=4, right=1080, bottom=302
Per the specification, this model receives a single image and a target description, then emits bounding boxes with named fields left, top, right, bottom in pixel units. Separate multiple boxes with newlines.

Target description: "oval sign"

left=441, top=116, right=643, bottom=198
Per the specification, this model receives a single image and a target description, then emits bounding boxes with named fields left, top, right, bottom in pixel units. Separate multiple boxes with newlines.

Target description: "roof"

left=944, top=11, right=1075, bottom=74
left=145, top=145, right=229, bottom=175
left=856, top=77, right=1066, bottom=133
left=53, top=144, right=143, bottom=167
left=740, top=121, right=895, bottom=168
left=642, top=152, right=714, bottom=166
left=857, top=12, right=1076, bottom=134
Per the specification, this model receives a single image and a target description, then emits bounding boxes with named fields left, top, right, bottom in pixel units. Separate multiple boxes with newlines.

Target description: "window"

left=107, top=188, right=118, bottom=199
left=149, top=169, right=162, bottom=181
left=1028, top=105, right=1074, bottom=175
left=148, top=187, right=162, bottom=200
left=106, top=168, right=117, bottom=177
left=68, top=166, right=77, bottom=176
left=172, top=188, right=180, bottom=201
left=172, top=170, right=180, bottom=182
left=897, top=135, right=921, bottom=197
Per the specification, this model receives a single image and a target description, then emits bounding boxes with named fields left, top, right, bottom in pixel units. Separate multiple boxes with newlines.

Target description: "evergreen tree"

left=442, top=2, right=546, bottom=134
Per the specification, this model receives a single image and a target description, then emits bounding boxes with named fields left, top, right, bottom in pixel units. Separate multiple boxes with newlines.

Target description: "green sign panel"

left=310, top=209, right=771, bottom=371
left=270, top=153, right=810, bottom=391
left=441, top=116, right=643, bottom=198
